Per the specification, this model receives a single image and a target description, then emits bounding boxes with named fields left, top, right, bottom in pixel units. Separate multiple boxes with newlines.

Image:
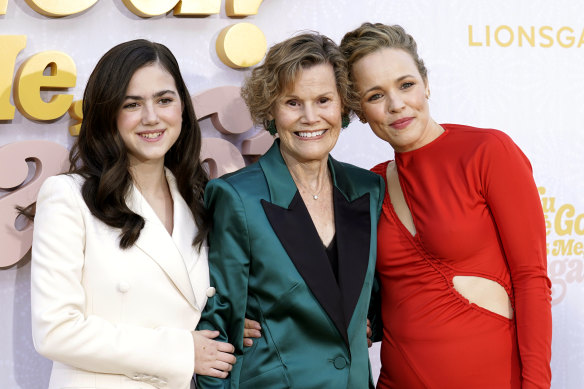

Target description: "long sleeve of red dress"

left=372, top=124, right=552, bottom=389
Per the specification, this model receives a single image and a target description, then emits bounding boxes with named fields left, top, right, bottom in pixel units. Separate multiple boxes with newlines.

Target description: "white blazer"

left=31, top=169, right=210, bottom=389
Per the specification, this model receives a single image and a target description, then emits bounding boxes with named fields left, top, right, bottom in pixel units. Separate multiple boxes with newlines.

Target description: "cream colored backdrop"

left=1, top=0, right=583, bottom=387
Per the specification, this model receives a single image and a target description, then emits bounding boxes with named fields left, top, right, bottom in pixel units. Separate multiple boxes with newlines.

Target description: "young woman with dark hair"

left=30, top=39, right=235, bottom=389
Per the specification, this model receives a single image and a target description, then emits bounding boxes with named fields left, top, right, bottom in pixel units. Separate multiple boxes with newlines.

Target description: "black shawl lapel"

left=334, top=188, right=371, bottom=328
left=262, top=193, right=349, bottom=345
left=329, top=157, right=373, bottom=329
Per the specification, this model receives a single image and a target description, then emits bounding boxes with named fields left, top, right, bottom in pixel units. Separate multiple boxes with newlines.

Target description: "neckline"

left=131, top=168, right=176, bottom=238
left=395, top=125, right=449, bottom=157
left=380, top=161, right=419, bottom=241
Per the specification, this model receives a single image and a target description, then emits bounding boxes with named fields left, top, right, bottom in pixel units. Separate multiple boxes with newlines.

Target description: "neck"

left=427, top=120, right=445, bottom=142
left=128, top=160, right=168, bottom=196
left=282, top=154, right=330, bottom=196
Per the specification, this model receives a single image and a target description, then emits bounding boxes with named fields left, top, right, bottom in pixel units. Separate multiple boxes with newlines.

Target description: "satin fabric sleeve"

left=368, top=163, right=388, bottom=343
left=197, top=178, right=251, bottom=389
left=480, top=133, right=552, bottom=388
left=31, top=175, right=195, bottom=388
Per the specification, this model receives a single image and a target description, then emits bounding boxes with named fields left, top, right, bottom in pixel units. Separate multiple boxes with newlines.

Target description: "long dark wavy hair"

left=68, top=39, right=209, bottom=249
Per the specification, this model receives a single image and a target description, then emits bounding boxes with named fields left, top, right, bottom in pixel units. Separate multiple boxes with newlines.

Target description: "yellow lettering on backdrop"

left=557, top=26, right=575, bottom=48
left=0, top=35, right=27, bottom=120
left=122, top=0, right=178, bottom=17
left=539, top=26, right=553, bottom=48
left=576, top=214, right=584, bottom=235
left=574, top=241, right=584, bottom=256
left=24, top=0, right=98, bottom=17
left=518, top=26, right=535, bottom=47
left=468, top=25, right=482, bottom=46
left=68, top=100, right=83, bottom=136
left=225, top=0, right=263, bottom=16
left=494, top=25, right=513, bottom=47
left=544, top=215, right=552, bottom=236
left=14, top=51, right=76, bottom=121
left=552, top=239, right=579, bottom=256
left=555, top=204, right=575, bottom=236
left=174, top=0, right=220, bottom=16
left=216, top=23, right=266, bottom=68
left=578, top=29, right=584, bottom=48
left=0, top=0, right=7, bottom=14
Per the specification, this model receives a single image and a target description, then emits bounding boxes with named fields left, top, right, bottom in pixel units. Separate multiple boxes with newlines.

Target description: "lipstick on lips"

left=390, top=117, right=413, bottom=130
left=137, top=129, right=165, bottom=142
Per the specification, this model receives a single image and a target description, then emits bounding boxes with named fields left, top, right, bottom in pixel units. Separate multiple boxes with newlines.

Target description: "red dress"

left=372, top=124, right=551, bottom=389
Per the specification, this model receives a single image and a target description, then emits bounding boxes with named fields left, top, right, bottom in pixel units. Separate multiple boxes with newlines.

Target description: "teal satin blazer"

left=197, top=141, right=384, bottom=389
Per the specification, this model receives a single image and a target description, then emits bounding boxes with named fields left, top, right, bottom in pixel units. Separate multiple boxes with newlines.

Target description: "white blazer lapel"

left=166, top=170, right=209, bottom=312
left=127, top=171, right=199, bottom=310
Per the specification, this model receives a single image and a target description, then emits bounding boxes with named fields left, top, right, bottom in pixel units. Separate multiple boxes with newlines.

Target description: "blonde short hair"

left=340, top=23, right=428, bottom=117
left=241, top=33, right=358, bottom=131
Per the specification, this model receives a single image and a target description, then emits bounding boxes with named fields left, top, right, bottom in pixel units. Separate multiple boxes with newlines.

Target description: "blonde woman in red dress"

left=340, top=23, right=552, bottom=389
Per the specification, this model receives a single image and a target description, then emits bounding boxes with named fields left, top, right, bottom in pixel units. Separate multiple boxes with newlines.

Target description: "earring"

left=341, top=115, right=350, bottom=129
left=267, top=119, right=277, bottom=136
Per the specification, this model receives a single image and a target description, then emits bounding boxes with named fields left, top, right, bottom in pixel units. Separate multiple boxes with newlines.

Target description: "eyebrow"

left=362, top=75, right=415, bottom=94
left=280, top=90, right=336, bottom=100
left=124, top=90, right=177, bottom=100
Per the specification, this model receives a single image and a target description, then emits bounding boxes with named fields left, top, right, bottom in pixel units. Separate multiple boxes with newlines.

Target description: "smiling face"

left=272, top=63, right=342, bottom=164
left=352, top=48, right=440, bottom=153
left=116, top=62, right=183, bottom=168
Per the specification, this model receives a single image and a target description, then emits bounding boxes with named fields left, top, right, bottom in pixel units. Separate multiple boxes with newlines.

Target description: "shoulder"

left=332, top=159, right=385, bottom=201
left=34, top=174, right=88, bottom=228
left=370, top=160, right=390, bottom=177
left=205, top=163, right=266, bottom=205
left=37, top=174, right=84, bottom=203
left=219, top=161, right=263, bottom=184
left=336, top=160, right=380, bottom=181
left=208, top=162, right=264, bottom=192
left=442, top=123, right=518, bottom=148
left=443, top=124, right=531, bottom=172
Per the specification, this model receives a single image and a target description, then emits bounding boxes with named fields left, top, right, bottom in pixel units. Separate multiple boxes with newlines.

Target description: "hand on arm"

left=243, top=318, right=262, bottom=347
left=192, top=330, right=236, bottom=378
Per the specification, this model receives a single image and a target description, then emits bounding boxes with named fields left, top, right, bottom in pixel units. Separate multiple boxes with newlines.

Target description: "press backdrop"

left=1, top=0, right=583, bottom=387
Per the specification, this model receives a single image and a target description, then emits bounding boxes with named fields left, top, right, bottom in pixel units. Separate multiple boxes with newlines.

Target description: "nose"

left=386, top=92, right=405, bottom=113
left=301, top=104, right=319, bottom=124
left=141, top=102, right=159, bottom=125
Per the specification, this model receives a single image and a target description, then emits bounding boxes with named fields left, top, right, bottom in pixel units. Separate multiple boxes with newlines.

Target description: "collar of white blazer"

left=126, top=168, right=208, bottom=310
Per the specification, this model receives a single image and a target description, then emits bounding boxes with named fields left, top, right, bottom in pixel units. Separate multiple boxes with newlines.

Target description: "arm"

left=482, top=134, right=552, bottom=388
left=30, top=176, right=195, bottom=388
left=197, top=178, right=252, bottom=389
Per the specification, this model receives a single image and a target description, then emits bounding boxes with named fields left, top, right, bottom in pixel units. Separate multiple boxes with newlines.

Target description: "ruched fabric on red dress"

left=372, top=124, right=551, bottom=389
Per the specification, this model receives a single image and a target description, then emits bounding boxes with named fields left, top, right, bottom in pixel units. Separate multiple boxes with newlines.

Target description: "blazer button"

left=333, top=356, right=347, bottom=369
left=206, top=287, right=216, bottom=298
left=117, top=282, right=131, bottom=293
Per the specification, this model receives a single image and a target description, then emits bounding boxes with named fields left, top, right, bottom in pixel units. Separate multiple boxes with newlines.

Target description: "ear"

left=424, top=78, right=430, bottom=99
